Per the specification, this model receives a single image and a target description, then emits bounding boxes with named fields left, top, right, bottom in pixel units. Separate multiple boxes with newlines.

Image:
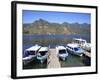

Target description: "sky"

left=22, top=10, right=91, bottom=24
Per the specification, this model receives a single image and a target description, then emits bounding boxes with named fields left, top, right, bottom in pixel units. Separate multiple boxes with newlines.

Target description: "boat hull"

left=67, top=49, right=83, bottom=57
left=37, top=54, right=48, bottom=63
left=58, top=54, right=68, bottom=60
left=23, top=56, right=36, bottom=65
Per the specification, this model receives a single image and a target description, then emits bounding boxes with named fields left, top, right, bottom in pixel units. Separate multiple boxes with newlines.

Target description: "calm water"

left=23, top=59, right=47, bottom=69
left=23, top=34, right=90, bottom=57
left=23, top=34, right=90, bottom=42
left=23, top=34, right=90, bottom=69
left=23, top=53, right=89, bottom=69
left=59, top=54, right=85, bottom=67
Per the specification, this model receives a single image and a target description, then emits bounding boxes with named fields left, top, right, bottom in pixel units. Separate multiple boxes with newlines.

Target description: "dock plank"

left=47, top=49, right=61, bottom=68
left=83, top=50, right=91, bottom=58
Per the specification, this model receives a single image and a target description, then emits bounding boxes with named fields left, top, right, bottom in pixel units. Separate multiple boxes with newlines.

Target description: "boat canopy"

left=73, top=38, right=86, bottom=42
left=25, top=45, right=41, bottom=51
left=67, top=43, right=79, bottom=48
left=38, top=47, right=48, bottom=52
left=56, top=46, right=66, bottom=50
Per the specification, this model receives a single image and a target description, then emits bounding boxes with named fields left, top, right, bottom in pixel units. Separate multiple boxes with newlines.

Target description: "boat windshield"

left=39, top=51, right=48, bottom=56
left=74, top=47, right=80, bottom=51
left=25, top=51, right=35, bottom=56
left=59, top=50, right=66, bottom=54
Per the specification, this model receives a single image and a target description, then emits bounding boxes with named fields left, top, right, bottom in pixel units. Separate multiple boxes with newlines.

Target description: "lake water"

left=23, top=34, right=90, bottom=42
left=23, top=34, right=91, bottom=69
left=23, top=34, right=90, bottom=56
left=23, top=53, right=89, bottom=69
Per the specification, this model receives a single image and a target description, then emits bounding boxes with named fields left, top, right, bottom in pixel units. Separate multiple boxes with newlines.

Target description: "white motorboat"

left=56, top=46, right=68, bottom=60
left=73, top=38, right=91, bottom=52
left=66, top=43, right=84, bottom=57
left=23, top=45, right=41, bottom=65
left=37, top=46, right=49, bottom=63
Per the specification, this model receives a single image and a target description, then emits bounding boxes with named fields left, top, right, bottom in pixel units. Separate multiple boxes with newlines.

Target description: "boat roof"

left=39, top=47, right=48, bottom=52
left=74, top=38, right=86, bottom=42
left=25, top=45, right=41, bottom=51
left=67, top=43, right=79, bottom=48
left=57, top=46, right=66, bottom=50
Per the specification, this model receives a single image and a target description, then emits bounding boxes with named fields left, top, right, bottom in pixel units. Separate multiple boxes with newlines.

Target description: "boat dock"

left=47, top=49, right=61, bottom=68
left=23, top=48, right=91, bottom=69
left=82, top=50, right=91, bottom=66
left=83, top=50, right=91, bottom=58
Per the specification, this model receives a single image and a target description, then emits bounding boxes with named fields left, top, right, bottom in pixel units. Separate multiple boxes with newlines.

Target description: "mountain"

left=63, top=22, right=91, bottom=34
left=23, top=19, right=90, bottom=35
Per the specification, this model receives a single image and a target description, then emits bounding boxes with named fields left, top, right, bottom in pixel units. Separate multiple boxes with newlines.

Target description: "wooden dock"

left=83, top=50, right=91, bottom=58
left=47, top=49, right=61, bottom=68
